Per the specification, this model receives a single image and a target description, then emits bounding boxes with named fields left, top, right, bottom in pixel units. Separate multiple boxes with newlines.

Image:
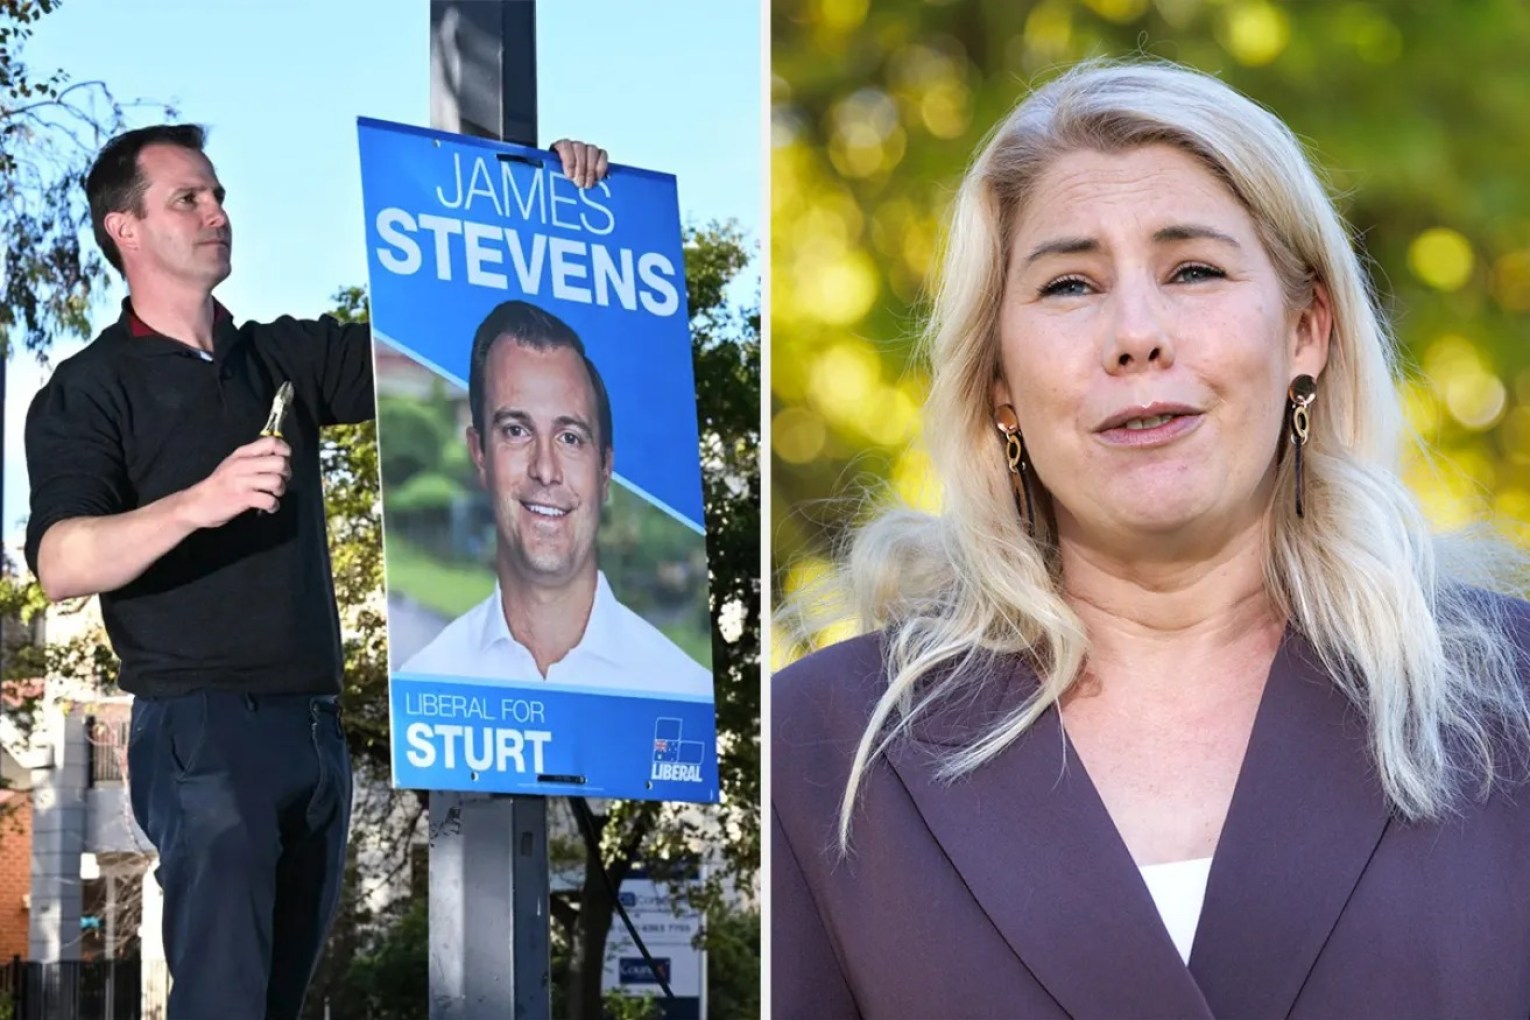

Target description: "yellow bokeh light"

left=814, top=618, right=860, bottom=651
left=1408, top=227, right=1475, bottom=292
left=1154, top=0, right=1202, bottom=30
left=891, top=445, right=943, bottom=512
left=1492, top=250, right=1530, bottom=312
left=829, top=124, right=891, bottom=178
left=1401, top=379, right=1442, bottom=438
left=772, top=340, right=812, bottom=402
left=1454, top=448, right=1498, bottom=490
left=1082, top=0, right=1150, bottom=23
left=827, top=87, right=906, bottom=179
left=1024, top=1, right=1074, bottom=61
left=1495, top=488, right=1530, bottom=526
left=784, top=555, right=833, bottom=600
left=861, top=385, right=920, bottom=448
left=1220, top=0, right=1291, bottom=67
left=1444, top=373, right=1508, bottom=431
left=774, top=407, right=829, bottom=464
left=1407, top=459, right=1479, bottom=531
left=770, top=622, right=799, bottom=672
left=795, top=248, right=880, bottom=325
left=1422, top=333, right=1484, bottom=387
left=921, top=82, right=972, bottom=139
left=792, top=196, right=864, bottom=252
left=818, top=0, right=869, bottom=33
left=809, top=341, right=883, bottom=421
left=902, top=216, right=936, bottom=278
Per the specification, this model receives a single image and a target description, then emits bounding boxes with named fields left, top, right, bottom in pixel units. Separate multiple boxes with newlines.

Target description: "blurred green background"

left=376, top=345, right=713, bottom=671
left=772, top=0, right=1530, bottom=665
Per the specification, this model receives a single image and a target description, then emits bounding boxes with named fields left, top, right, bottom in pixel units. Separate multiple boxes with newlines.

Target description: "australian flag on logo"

left=654, top=721, right=706, bottom=776
left=653, top=718, right=683, bottom=762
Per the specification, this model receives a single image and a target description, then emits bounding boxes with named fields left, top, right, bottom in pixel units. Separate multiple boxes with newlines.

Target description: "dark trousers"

left=128, top=690, right=352, bottom=1020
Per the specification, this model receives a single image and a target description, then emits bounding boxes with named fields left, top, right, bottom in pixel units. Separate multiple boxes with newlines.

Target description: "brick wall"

left=0, top=794, right=32, bottom=961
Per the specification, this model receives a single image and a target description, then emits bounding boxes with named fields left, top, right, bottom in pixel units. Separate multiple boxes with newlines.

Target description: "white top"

left=398, top=571, right=712, bottom=698
left=1138, top=856, right=1213, bottom=965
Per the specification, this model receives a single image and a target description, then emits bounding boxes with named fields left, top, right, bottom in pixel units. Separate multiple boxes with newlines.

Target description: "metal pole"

left=426, top=3, right=549, bottom=1018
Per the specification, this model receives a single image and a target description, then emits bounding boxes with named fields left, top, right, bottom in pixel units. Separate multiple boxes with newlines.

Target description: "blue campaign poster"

left=358, top=117, right=718, bottom=804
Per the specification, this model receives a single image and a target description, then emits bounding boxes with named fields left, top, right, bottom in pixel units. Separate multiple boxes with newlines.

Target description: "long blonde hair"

left=791, top=58, right=1530, bottom=850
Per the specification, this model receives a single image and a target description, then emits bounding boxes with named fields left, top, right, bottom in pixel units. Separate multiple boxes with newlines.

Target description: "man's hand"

left=183, top=436, right=292, bottom=528
left=550, top=139, right=609, bottom=189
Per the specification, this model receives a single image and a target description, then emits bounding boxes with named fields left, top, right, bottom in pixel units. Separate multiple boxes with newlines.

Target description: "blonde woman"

left=771, top=60, right=1530, bottom=1019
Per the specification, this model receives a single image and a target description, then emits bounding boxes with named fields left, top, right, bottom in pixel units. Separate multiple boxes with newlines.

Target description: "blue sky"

left=3, top=0, right=762, bottom=555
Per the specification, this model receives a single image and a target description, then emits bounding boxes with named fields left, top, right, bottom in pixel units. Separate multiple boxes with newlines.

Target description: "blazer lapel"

left=1189, top=626, right=1393, bottom=1017
left=887, top=655, right=1215, bottom=1019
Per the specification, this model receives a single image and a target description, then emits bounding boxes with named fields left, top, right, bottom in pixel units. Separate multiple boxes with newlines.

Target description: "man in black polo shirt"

left=23, top=124, right=608, bottom=1019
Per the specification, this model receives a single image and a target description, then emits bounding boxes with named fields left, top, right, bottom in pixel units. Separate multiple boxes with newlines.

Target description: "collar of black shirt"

left=111, top=297, right=240, bottom=363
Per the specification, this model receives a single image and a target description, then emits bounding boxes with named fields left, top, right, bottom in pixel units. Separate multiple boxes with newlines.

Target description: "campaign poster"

left=357, top=118, right=718, bottom=804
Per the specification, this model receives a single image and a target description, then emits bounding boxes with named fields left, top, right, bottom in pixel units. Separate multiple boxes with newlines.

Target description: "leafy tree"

left=703, top=902, right=761, bottom=1020
left=321, top=285, right=395, bottom=786
left=1, top=0, right=168, bottom=358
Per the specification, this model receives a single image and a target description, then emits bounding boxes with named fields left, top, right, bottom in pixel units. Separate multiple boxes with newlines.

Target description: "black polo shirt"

left=23, top=299, right=374, bottom=697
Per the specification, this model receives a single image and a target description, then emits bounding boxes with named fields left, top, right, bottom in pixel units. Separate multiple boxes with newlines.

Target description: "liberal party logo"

left=651, top=718, right=706, bottom=783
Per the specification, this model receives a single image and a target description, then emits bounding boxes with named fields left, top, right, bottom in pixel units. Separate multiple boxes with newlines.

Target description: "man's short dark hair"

left=468, top=300, right=614, bottom=455
left=85, top=124, right=208, bottom=273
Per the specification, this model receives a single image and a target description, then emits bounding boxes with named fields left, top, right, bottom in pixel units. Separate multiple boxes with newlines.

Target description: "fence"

left=86, top=717, right=130, bottom=785
left=0, top=956, right=142, bottom=1020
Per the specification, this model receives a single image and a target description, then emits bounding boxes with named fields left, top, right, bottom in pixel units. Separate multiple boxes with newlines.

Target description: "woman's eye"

left=1039, top=275, right=1091, bottom=297
left=1173, top=263, right=1225, bottom=283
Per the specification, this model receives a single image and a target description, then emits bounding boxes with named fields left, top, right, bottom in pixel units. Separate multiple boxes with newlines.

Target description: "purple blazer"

left=772, top=597, right=1530, bottom=1018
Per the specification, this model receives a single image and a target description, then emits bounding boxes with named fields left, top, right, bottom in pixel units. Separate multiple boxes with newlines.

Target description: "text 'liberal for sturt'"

left=358, top=118, right=719, bottom=806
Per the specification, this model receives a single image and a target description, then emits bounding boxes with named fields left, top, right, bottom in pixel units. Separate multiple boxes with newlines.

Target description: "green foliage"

left=704, top=902, right=761, bottom=1020
left=0, top=0, right=173, bottom=358
left=304, top=851, right=429, bottom=1020
left=2, top=556, right=115, bottom=741
left=319, top=288, right=394, bottom=782
left=602, top=989, right=662, bottom=1020
left=343, top=897, right=430, bottom=1018
left=0, top=563, right=48, bottom=682
left=772, top=0, right=1530, bottom=598
left=377, top=392, right=459, bottom=494
left=387, top=470, right=465, bottom=514
left=383, top=533, right=493, bottom=618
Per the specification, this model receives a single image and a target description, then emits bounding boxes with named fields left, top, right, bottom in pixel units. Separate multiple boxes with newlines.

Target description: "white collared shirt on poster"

left=398, top=571, right=712, bottom=698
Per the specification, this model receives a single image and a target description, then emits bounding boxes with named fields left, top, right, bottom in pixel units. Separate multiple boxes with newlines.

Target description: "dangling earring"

left=993, top=404, right=1036, bottom=536
left=1286, top=375, right=1317, bottom=518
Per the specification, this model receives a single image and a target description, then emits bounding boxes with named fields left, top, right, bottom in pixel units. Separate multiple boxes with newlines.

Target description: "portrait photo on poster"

left=358, top=118, right=718, bottom=804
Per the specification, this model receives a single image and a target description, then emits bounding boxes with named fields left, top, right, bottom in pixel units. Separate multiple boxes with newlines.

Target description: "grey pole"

left=426, top=3, right=550, bottom=1018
